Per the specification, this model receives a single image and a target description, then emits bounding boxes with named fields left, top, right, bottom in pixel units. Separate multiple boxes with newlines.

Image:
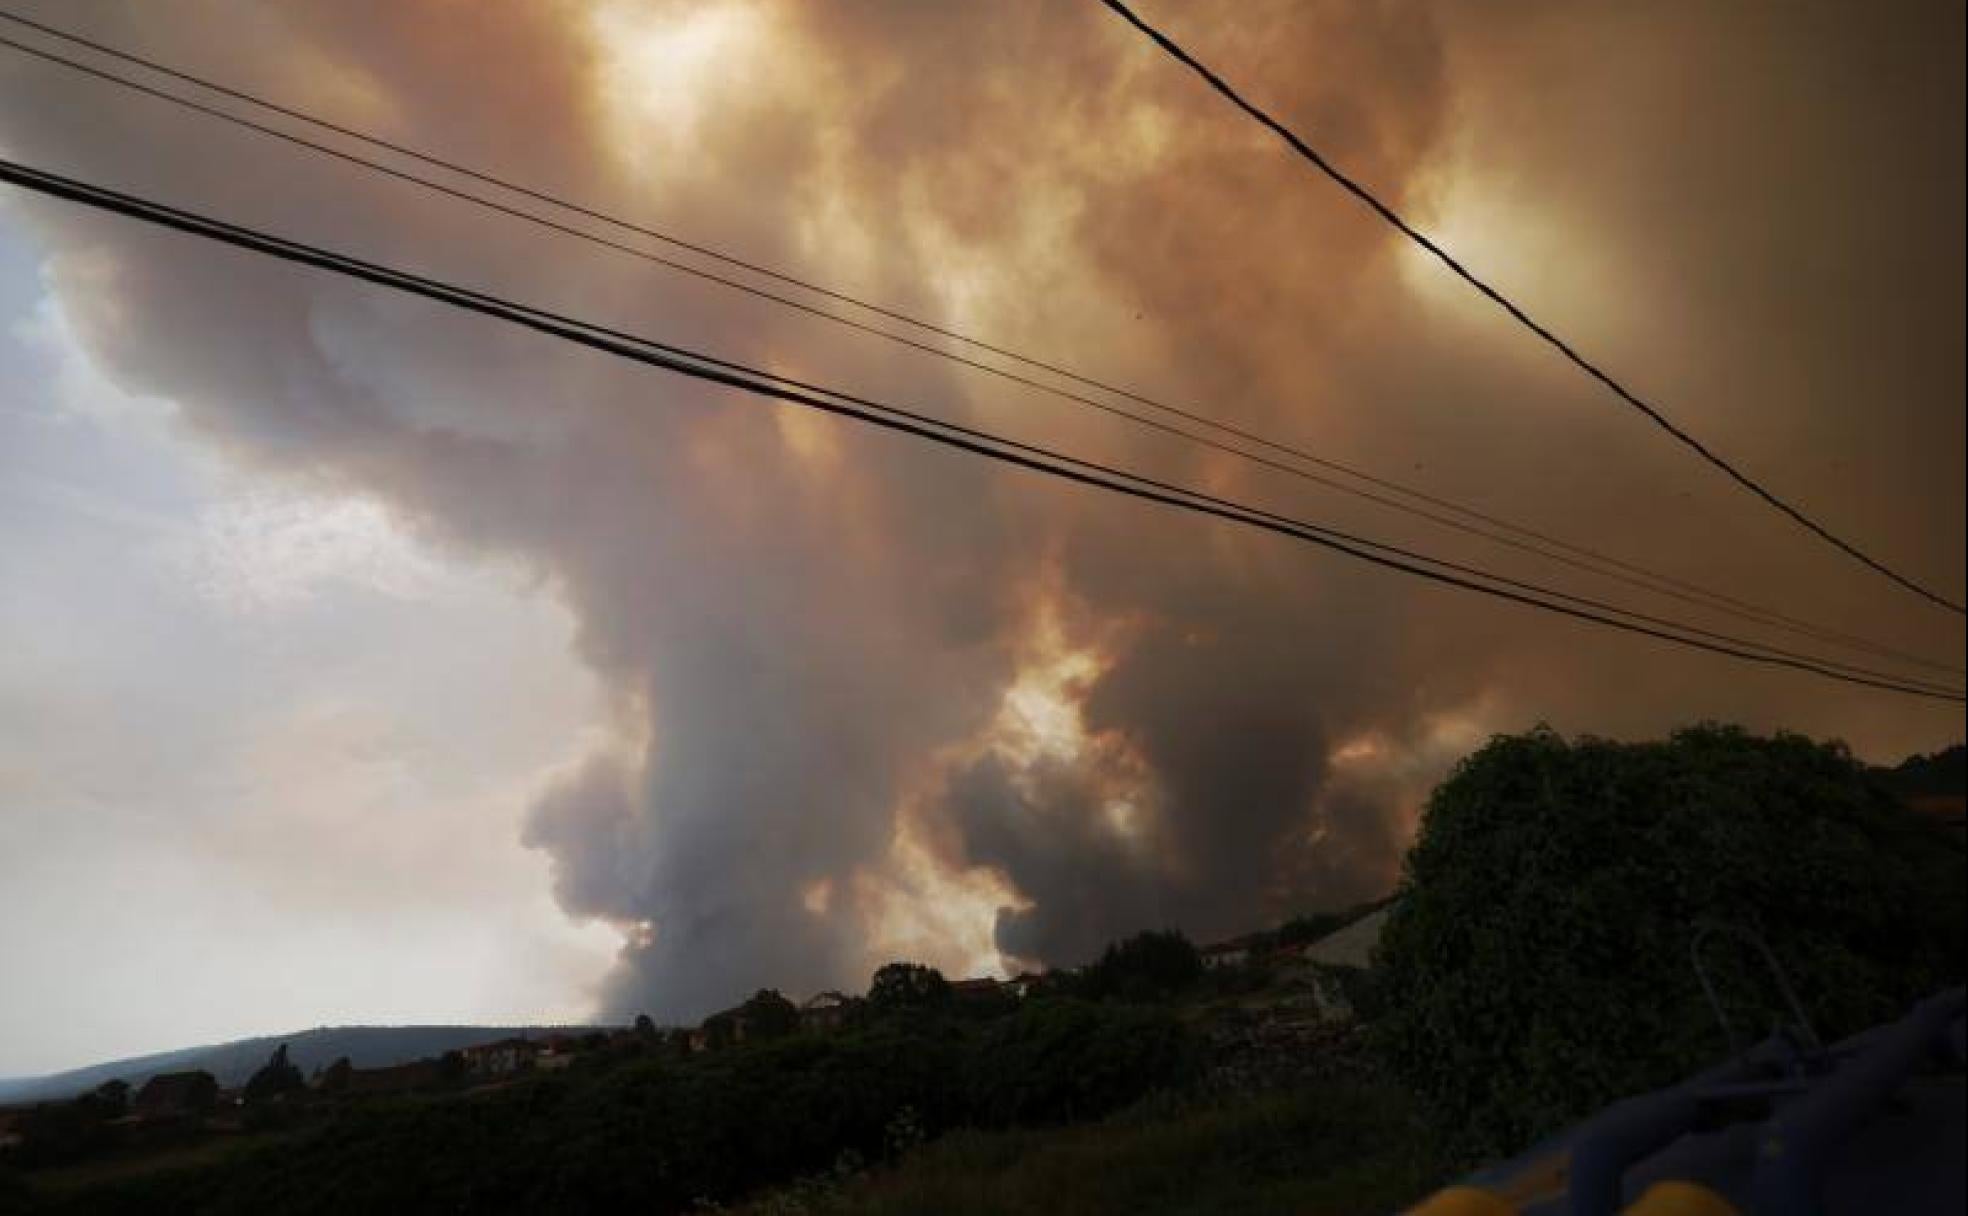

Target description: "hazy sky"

left=0, top=0, right=1960, bottom=1076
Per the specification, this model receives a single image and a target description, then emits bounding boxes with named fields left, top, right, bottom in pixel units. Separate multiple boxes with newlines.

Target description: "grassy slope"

left=17, top=1132, right=301, bottom=1198
left=744, top=1081, right=1447, bottom=1216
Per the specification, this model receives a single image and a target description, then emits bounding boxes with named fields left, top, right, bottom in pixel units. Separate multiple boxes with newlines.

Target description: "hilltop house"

left=1299, top=902, right=1397, bottom=970
left=133, top=1070, right=219, bottom=1119
left=460, top=1038, right=538, bottom=1077
left=799, top=991, right=855, bottom=1032
left=949, top=977, right=1006, bottom=1005
left=693, top=1005, right=753, bottom=1051
left=341, top=1061, right=441, bottom=1096
left=1199, top=936, right=1262, bottom=969
left=534, top=1035, right=579, bottom=1072
left=682, top=1008, right=751, bottom=1053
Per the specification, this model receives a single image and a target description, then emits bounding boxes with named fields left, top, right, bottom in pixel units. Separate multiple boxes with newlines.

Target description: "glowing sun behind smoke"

left=589, top=1, right=770, bottom=171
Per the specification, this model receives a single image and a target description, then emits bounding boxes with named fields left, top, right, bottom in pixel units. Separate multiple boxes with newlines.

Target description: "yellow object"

left=1623, top=1179, right=1740, bottom=1216
left=1404, top=1186, right=1518, bottom=1216
left=1489, top=1151, right=1569, bottom=1206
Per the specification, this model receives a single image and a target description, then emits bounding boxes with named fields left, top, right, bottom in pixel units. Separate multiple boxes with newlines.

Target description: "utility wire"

left=2, top=157, right=1958, bottom=702
left=27, top=148, right=1905, bottom=692
left=2, top=16, right=1952, bottom=682
left=1100, top=0, right=1966, bottom=617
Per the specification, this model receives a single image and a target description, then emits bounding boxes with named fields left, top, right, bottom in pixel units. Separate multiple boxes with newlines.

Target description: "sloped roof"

left=134, top=1070, right=215, bottom=1110
left=1302, top=902, right=1397, bottom=969
left=461, top=1037, right=537, bottom=1055
left=1199, top=935, right=1261, bottom=956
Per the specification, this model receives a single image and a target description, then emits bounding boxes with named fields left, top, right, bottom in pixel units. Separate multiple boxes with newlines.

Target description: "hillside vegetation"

left=4, top=724, right=1959, bottom=1213
left=0, top=1028, right=560, bottom=1107
left=1375, top=724, right=1967, bottom=1160
left=739, top=1083, right=1442, bottom=1216
left=6, top=1000, right=1213, bottom=1214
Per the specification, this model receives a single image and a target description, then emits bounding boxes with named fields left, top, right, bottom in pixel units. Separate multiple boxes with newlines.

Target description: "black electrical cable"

left=3, top=15, right=1953, bottom=679
left=1100, top=0, right=1966, bottom=616
left=2, top=157, right=1957, bottom=702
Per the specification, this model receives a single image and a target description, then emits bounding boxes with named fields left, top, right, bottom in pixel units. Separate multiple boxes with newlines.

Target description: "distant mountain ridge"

left=0, top=1024, right=597, bottom=1105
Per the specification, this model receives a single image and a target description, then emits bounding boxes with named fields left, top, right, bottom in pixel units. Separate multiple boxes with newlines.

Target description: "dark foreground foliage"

left=12, top=722, right=1952, bottom=1210
left=1876, top=742, right=1966, bottom=797
left=14, top=1000, right=1198, bottom=1215
left=1076, top=931, right=1204, bottom=1002
left=747, top=1080, right=1447, bottom=1216
left=1374, top=724, right=1968, bottom=1161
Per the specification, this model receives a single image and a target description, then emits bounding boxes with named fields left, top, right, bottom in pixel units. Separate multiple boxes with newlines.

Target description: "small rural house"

left=341, top=1061, right=441, bottom=1096
left=133, top=1070, right=219, bottom=1119
left=949, top=977, right=1006, bottom=1005
left=1004, top=972, right=1044, bottom=999
left=799, top=991, right=854, bottom=1032
left=1299, top=903, right=1397, bottom=970
left=1198, top=936, right=1261, bottom=969
left=461, top=1038, right=539, bottom=1077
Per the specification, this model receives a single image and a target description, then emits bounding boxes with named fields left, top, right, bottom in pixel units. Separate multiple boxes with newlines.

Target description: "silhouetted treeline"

left=21, top=998, right=1195, bottom=1215
left=1875, top=742, right=1967, bottom=797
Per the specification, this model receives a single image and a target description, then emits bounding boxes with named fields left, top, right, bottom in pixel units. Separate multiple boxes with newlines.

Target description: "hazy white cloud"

left=164, top=493, right=445, bottom=613
left=0, top=249, right=618, bottom=1075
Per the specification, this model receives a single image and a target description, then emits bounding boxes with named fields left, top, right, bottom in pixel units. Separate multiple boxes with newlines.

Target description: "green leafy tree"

left=82, top=1079, right=130, bottom=1119
left=177, top=1071, right=221, bottom=1114
left=1374, top=724, right=1968, bottom=1161
left=28, top=999, right=1210, bottom=1209
left=965, top=999, right=1200, bottom=1125
left=867, top=962, right=951, bottom=1013
left=1081, top=930, right=1202, bottom=1001
left=15, top=1099, right=120, bottom=1168
left=739, top=989, right=800, bottom=1040
left=243, top=1044, right=305, bottom=1104
left=703, top=1010, right=742, bottom=1050
left=1876, top=742, right=1966, bottom=796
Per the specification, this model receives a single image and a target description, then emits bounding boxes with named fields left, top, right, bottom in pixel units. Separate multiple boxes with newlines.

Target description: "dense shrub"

left=1877, top=743, right=1966, bottom=796
left=0, top=1167, right=33, bottom=1213
left=242, top=1045, right=305, bottom=1105
left=866, top=963, right=951, bottom=1014
left=965, top=999, right=1199, bottom=1126
left=1078, top=931, right=1203, bottom=1002
left=737, top=990, right=800, bottom=1041
left=789, top=1081, right=1447, bottom=1216
left=9, top=1100, right=125, bottom=1171
left=35, top=1002, right=1199, bottom=1215
left=1374, top=724, right=1967, bottom=1161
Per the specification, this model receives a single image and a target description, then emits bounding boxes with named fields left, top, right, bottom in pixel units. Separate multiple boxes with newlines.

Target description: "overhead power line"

left=1, top=16, right=1952, bottom=683
left=2, top=157, right=1959, bottom=703
left=1099, top=0, right=1966, bottom=617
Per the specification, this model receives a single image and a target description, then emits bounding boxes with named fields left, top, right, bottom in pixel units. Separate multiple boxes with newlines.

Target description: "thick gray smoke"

left=1, top=0, right=1958, bottom=1023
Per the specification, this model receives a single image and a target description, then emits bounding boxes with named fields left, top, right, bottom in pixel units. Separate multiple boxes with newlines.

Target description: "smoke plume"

left=1, top=0, right=1958, bottom=1022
